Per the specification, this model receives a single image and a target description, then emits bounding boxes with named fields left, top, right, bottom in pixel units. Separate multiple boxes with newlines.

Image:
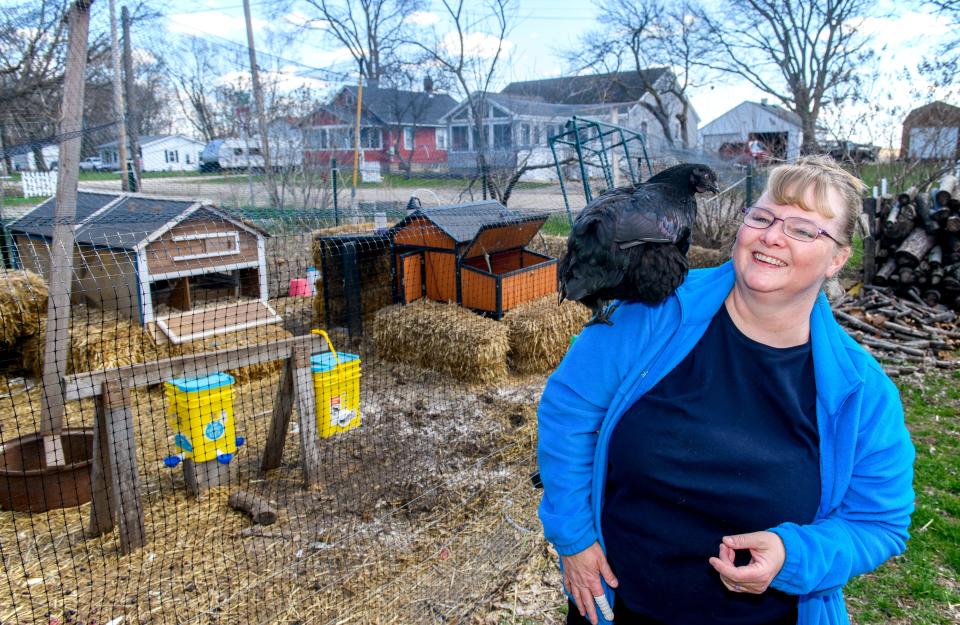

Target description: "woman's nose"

left=759, top=220, right=787, bottom=246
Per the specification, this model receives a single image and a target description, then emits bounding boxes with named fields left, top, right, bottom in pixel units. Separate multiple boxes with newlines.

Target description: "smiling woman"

left=537, top=156, right=916, bottom=625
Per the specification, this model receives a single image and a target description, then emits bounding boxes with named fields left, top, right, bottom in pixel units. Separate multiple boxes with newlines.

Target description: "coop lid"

left=460, top=216, right=548, bottom=259
left=310, top=352, right=360, bottom=373
left=154, top=300, right=283, bottom=344
left=166, top=372, right=235, bottom=393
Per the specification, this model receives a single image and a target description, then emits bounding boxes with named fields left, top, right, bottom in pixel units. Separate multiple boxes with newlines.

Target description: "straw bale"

left=688, top=244, right=729, bottom=269
left=174, top=323, right=293, bottom=384
left=527, top=233, right=567, bottom=260
left=0, top=270, right=47, bottom=348
left=503, top=297, right=590, bottom=374
left=21, top=312, right=174, bottom=378
left=372, top=301, right=509, bottom=384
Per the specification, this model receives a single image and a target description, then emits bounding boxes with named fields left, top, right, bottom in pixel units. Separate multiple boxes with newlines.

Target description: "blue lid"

left=310, top=351, right=359, bottom=372
left=167, top=372, right=235, bottom=392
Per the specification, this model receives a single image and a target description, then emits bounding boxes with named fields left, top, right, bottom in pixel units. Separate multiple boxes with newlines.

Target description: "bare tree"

left=407, top=0, right=513, bottom=201
left=571, top=0, right=717, bottom=148
left=701, top=0, right=876, bottom=153
left=299, top=0, right=424, bottom=83
left=166, top=39, right=232, bottom=142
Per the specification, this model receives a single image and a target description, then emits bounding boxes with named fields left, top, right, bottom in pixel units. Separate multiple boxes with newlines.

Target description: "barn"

left=8, top=190, right=281, bottom=344
left=699, top=100, right=802, bottom=161
left=900, top=101, right=960, bottom=161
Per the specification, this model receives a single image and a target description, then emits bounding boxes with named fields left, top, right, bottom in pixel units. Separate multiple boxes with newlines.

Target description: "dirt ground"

left=0, top=331, right=555, bottom=624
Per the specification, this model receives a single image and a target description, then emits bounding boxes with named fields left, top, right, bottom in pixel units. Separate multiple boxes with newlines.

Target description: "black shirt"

left=602, top=303, right=820, bottom=625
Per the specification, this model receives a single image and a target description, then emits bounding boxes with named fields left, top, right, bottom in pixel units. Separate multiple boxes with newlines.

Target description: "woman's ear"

left=825, top=245, right=852, bottom=278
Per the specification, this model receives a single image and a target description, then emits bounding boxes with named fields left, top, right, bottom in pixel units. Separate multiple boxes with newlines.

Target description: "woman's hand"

left=708, top=531, right=786, bottom=594
left=561, top=542, right=619, bottom=624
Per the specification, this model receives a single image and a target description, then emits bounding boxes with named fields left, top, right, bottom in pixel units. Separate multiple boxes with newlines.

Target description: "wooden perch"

left=228, top=490, right=278, bottom=526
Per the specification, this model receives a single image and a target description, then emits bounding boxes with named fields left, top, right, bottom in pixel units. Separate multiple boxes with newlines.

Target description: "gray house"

left=699, top=100, right=802, bottom=161
left=442, top=69, right=700, bottom=178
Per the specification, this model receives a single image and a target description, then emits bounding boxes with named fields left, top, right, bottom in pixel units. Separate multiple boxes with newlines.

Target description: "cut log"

left=874, top=258, right=898, bottom=285
left=228, top=490, right=278, bottom=525
left=895, top=229, right=936, bottom=267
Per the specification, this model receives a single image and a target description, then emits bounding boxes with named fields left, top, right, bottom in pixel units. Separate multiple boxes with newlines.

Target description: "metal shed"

left=9, top=190, right=281, bottom=343
left=389, top=200, right=557, bottom=318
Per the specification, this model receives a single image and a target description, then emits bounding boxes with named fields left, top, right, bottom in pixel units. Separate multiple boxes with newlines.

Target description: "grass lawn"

left=845, top=369, right=960, bottom=625
left=541, top=213, right=573, bottom=237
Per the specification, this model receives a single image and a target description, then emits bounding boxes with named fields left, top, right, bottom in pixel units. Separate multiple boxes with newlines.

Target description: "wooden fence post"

left=293, top=345, right=321, bottom=486
left=102, top=381, right=145, bottom=554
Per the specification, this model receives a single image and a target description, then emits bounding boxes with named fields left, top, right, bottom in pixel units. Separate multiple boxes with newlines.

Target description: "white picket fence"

left=20, top=171, right=58, bottom=197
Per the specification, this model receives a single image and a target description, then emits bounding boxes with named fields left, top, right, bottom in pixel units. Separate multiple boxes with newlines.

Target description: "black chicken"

left=559, top=163, right=720, bottom=326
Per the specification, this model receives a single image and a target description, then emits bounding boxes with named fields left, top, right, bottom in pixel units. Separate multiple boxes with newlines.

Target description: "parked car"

left=79, top=157, right=107, bottom=172
left=200, top=139, right=265, bottom=172
left=824, top=140, right=878, bottom=164
left=718, top=140, right=770, bottom=164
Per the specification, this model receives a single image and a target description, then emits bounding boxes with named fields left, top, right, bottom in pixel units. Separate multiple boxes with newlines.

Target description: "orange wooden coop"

left=390, top=201, right=558, bottom=318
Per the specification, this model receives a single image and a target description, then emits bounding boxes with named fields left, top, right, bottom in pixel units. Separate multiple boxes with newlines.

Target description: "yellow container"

left=164, top=372, right=238, bottom=464
left=311, top=330, right=362, bottom=438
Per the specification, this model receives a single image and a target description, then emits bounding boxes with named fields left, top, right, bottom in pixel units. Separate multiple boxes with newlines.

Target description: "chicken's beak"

left=697, top=182, right=721, bottom=194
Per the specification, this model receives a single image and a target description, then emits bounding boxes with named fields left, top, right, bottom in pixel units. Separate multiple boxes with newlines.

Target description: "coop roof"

left=9, top=191, right=267, bottom=251
left=392, top=200, right=547, bottom=253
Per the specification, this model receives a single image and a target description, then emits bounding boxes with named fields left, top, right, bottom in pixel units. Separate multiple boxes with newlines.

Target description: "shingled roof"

left=391, top=200, right=545, bottom=245
left=501, top=69, right=669, bottom=105
left=335, top=86, right=459, bottom=126
left=9, top=191, right=265, bottom=251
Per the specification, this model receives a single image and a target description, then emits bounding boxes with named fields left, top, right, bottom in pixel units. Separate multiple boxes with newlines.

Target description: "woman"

left=537, top=156, right=915, bottom=625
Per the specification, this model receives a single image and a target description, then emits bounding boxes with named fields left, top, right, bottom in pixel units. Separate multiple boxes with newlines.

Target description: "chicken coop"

left=389, top=200, right=557, bottom=318
left=9, top=190, right=281, bottom=344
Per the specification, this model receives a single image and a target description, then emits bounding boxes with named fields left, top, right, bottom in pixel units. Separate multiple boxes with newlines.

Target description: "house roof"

left=700, top=100, right=802, bottom=134
left=903, top=101, right=960, bottom=125
left=391, top=200, right=544, bottom=245
left=439, top=93, right=588, bottom=123
left=1, top=137, right=60, bottom=159
left=9, top=191, right=265, bottom=251
left=96, top=134, right=204, bottom=150
left=501, top=69, right=670, bottom=105
left=330, top=86, right=458, bottom=127
left=751, top=101, right=802, bottom=127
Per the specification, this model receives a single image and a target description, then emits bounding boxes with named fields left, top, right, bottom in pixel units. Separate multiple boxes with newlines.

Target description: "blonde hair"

left=765, top=155, right=865, bottom=245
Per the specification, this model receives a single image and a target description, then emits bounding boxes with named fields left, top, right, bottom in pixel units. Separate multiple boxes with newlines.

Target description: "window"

left=452, top=126, right=468, bottom=150
left=248, top=147, right=262, bottom=156
left=640, top=121, right=648, bottom=135
left=361, top=127, right=382, bottom=149
left=533, top=125, right=542, bottom=145
left=165, top=149, right=179, bottom=163
left=491, top=106, right=509, bottom=118
left=403, top=127, right=414, bottom=150
left=436, top=128, right=447, bottom=150
left=493, top=124, right=512, bottom=149
left=233, top=147, right=244, bottom=156
left=472, top=126, right=482, bottom=150
left=520, top=123, right=530, bottom=147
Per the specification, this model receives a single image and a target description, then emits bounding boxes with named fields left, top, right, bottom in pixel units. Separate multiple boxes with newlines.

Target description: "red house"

left=303, top=81, right=458, bottom=174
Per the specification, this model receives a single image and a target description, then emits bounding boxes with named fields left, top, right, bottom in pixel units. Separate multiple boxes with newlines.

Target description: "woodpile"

left=833, top=285, right=959, bottom=377
left=864, top=174, right=960, bottom=309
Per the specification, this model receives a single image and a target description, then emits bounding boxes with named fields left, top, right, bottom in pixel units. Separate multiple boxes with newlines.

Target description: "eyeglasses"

left=741, top=206, right=843, bottom=244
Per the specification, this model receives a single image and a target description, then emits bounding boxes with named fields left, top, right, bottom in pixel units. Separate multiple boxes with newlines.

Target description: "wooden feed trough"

left=390, top=200, right=557, bottom=318
left=9, top=190, right=282, bottom=344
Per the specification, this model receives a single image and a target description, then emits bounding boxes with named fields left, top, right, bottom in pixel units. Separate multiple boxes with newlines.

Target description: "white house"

left=699, top=100, right=802, bottom=161
left=97, top=135, right=206, bottom=172
left=7, top=143, right=59, bottom=171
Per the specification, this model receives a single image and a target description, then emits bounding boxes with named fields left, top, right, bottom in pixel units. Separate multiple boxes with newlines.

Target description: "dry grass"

left=503, top=297, right=590, bottom=374
left=371, top=301, right=510, bottom=385
left=0, top=270, right=47, bottom=348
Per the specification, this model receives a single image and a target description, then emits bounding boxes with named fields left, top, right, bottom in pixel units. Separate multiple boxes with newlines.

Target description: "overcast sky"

left=154, top=0, right=949, bottom=148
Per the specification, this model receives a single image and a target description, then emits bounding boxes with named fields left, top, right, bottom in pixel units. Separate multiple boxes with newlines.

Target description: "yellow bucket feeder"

left=311, top=330, right=362, bottom=438
left=163, top=372, right=243, bottom=467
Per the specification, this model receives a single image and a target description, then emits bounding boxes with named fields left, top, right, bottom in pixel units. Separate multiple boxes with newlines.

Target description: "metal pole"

left=331, top=158, right=339, bottom=226
left=109, top=0, right=128, bottom=191
left=242, top=0, right=277, bottom=207
left=121, top=6, right=140, bottom=191
left=40, top=0, right=95, bottom=465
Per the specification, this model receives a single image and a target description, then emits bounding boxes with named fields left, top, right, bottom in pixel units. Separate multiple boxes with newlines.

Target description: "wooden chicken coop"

left=10, top=190, right=281, bottom=343
left=389, top=200, right=557, bottom=318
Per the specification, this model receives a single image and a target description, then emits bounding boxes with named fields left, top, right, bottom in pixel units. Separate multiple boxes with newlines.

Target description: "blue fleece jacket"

left=537, top=262, right=916, bottom=625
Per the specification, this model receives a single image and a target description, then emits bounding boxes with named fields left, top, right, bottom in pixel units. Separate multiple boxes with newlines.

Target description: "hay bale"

left=174, top=323, right=293, bottom=384
left=503, top=297, right=590, bottom=374
left=688, top=245, right=729, bottom=269
left=0, top=270, right=47, bottom=347
left=22, top=313, right=174, bottom=378
left=372, top=301, right=509, bottom=384
left=527, top=233, right=567, bottom=260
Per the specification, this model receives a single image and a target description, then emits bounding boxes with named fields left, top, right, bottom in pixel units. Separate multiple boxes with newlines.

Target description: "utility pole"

left=40, top=0, right=95, bottom=466
left=121, top=6, right=140, bottom=192
left=109, top=0, right=128, bottom=191
left=242, top=0, right=278, bottom=207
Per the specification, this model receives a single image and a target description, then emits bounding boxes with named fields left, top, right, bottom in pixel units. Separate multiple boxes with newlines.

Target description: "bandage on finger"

left=593, top=594, right=614, bottom=620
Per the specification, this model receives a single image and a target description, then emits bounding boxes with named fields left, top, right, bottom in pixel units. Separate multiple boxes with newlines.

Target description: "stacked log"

left=865, top=175, right=960, bottom=310
left=833, top=286, right=959, bottom=378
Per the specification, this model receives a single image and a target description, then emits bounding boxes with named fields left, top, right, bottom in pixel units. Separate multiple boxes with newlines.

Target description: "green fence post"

left=745, top=162, right=754, bottom=208
left=331, top=158, right=339, bottom=226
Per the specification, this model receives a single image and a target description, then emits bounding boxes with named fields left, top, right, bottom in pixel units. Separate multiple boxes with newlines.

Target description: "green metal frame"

left=548, top=116, right=653, bottom=226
